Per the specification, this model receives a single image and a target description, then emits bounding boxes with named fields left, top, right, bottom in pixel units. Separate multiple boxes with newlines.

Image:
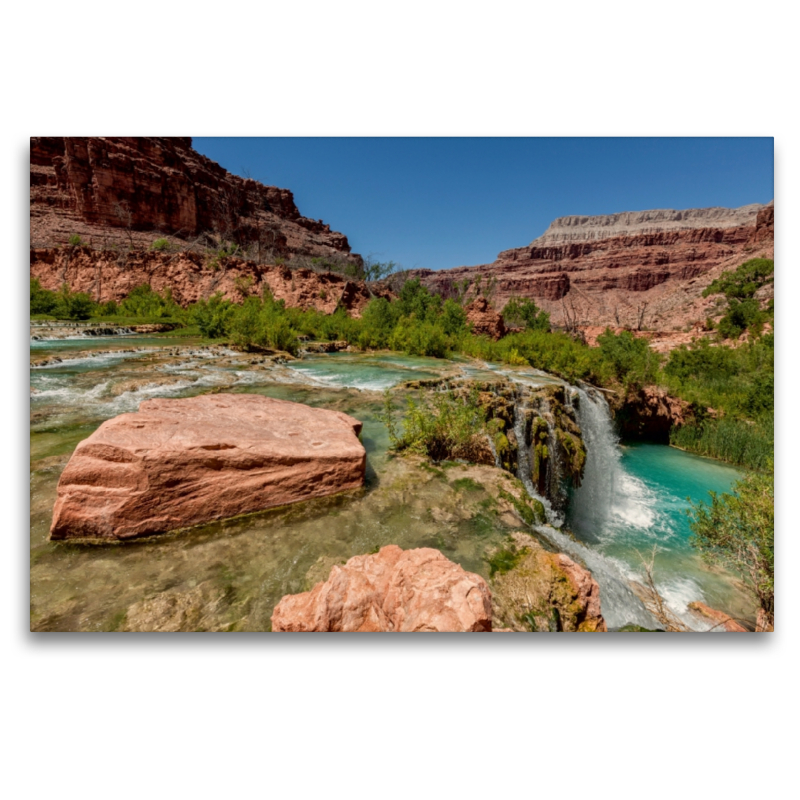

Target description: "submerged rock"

left=271, top=545, right=493, bottom=632
left=688, top=601, right=749, bottom=632
left=490, top=532, right=607, bottom=632
left=49, top=393, right=366, bottom=541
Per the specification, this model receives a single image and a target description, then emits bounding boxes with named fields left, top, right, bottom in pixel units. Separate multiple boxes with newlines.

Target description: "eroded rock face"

left=30, top=136, right=357, bottom=261
left=30, top=248, right=391, bottom=317
left=617, top=386, right=696, bottom=442
left=464, top=296, right=507, bottom=340
left=50, top=394, right=366, bottom=541
left=411, top=203, right=774, bottom=332
left=271, top=545, right=493, bottom=632
left=491, top=532, right=607, bottom=632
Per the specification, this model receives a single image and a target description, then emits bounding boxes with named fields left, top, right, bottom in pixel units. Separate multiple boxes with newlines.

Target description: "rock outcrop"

left=30, top=137, right=358, bottom=263
left=616, top=386, right=697, bottom=442
left=271, top=545, right=493, bottom=632
left=30, top=247, right=391, bottom=317
left=491, top=532, right=606, bottom=632
left=412, top=202, right=774, bottom=332
left=50, top=394, right=366, bottom=541
left=464, top=296, right=506, bottom=340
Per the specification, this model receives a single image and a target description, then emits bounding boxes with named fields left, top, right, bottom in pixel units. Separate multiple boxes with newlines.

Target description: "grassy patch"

left=485, top=546, right=528, bottom=578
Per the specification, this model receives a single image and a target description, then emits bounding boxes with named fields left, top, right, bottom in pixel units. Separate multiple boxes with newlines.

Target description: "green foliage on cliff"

left=703, top=258, right=774, bottom=339
left=502, top=296, right=551, bottom=331
left=689, top=465, right=774, bottom=626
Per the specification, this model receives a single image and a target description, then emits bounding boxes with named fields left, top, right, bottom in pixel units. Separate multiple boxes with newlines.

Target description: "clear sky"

left=192, top=137, right=773, bottom=272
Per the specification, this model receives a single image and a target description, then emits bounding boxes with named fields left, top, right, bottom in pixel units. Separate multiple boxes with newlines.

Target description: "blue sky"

left=193, top=137, right=773, bottom=271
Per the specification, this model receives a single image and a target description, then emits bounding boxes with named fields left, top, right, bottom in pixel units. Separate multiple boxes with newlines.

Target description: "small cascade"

left=486, top=433, right=502, bottom=469
left=534, top=523, right=658, bottom=629
left=510, top=388, right=563, bottom=527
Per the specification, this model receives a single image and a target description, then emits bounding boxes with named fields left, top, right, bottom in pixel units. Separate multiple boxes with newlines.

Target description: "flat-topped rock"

left=272, top=545, right=493, bottom=632
left=50, top=394, right=366, bottom=541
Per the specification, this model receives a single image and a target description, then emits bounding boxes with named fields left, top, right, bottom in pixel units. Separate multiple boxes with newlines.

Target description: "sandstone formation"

left=530, top=204, right=765, bottom=246
left=413, top=202, right=773, bottom=332
left=50, top=394, right=366, bottom=541
left=464, top=296, right=506, bottom=340
left=271, top=545, right=493, bottom=632
left=491, top=532, right=606, bottom=632
left=30, top=247, right=390, bottom=317
left=616, top=386, right=697, bottom=442
left=31, top=137, right=358, bottom=263
left=688, top=601, right=748, bottom=633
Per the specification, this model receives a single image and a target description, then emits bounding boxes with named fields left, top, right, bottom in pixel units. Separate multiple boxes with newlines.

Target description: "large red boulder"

left=271, top=545, right=493, bottom=632
left=49, top=394, right=366, bottom=541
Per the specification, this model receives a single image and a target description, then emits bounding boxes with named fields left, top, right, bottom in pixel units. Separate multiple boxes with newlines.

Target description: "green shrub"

left=380, top=388, right=490, bottom=462
left=703, top=258, right=774, bottom=339
left=192, top=293, right=233, bottom=339
left=30, top=278, right=58, bottom=315
left=67, top=234, right=83, bottom=246
left=689, top=465, right=773, bottom=626
left=502, top=296, right=551, bottom=331
left=151, top=238, right=170, bottom=251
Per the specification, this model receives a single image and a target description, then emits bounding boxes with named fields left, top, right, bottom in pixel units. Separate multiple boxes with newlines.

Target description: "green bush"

left=689, top=465, right=773, bottom=627
left=67, top=234, right=83, bottom=246
left=118, top=284, right=181, bottom=319
left=30, top=278, right=58, bottom=315
left=597, top=329, right=661, bottom=389
left=151, top=238, right=171, bottom=251
left=502, top=296, right=551, bottom=331
left=380, top=388, right=489, bottom=462
left=703, top=258, right=774, bottom=339
left=192, top=293, right=233, bottom=339
left=228, top=294, right=300, bottom=354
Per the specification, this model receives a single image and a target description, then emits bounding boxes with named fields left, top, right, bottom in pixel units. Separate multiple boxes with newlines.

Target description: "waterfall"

left=569, top=386, right=656, bottom=538
left=486, top=434, right=502, bottom=469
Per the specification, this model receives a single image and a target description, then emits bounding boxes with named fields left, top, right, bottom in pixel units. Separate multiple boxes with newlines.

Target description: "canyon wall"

left=414, top=202, right=774, bottom=331
left=30, top=137, right=358, bottom=263
left=30, top=247, right=389, bottom=317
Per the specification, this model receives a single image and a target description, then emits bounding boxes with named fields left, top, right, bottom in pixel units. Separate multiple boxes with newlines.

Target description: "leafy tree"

left=502, top=296, right=551, bottom=331
left=688, top=466, right=774, bottom=628
left=30, top=278, right=58, bottom=315
left=703, top=258, right=774, bottom=339
left=53, top=284, right=96, bottom=320
left=192, top=293, right=233, bottom=338
left=597, top=329, right=661, bottom=388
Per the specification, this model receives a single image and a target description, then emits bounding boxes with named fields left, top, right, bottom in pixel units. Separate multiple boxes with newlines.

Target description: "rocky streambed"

left=30, top=336, right=756, bottom=632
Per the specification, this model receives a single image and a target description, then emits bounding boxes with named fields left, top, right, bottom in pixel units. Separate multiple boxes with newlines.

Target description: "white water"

left=570, top=386, right=656, bottom=538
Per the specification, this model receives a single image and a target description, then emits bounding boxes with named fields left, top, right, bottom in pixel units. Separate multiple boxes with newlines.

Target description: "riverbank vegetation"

left=688, top=465, right=774, bottom=629
left=31, top=256, right=774, bottom=470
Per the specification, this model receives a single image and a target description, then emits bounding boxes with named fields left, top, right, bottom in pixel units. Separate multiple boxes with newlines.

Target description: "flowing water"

left=29, top=334, right=754, bottom=631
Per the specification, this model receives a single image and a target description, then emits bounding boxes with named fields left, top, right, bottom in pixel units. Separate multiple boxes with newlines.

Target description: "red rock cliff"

left=413, top=202, right=774, bottom=332
left=30, top=136, right=358, bottom=263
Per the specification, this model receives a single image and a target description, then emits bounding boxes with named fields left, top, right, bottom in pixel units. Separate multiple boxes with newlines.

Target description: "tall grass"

left=669, top=417, right=773, bottom=471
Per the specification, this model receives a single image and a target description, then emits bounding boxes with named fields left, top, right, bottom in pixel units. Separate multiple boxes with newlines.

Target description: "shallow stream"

left=29, top=335, right=754, bottom=631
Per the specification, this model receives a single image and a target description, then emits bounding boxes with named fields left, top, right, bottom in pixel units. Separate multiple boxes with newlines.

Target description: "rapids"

left=29, top=334, right=755, bottom=631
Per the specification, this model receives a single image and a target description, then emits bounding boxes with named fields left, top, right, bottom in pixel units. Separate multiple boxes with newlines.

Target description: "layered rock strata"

left=30, top=247, right=390, bottom=317
left=413, top=202, right=773, bottom=331
left=49, top=394, right=366, bottom=541
left=31, top=137, right=358, bottom=263
left=271, top=545, right=493, bottom=632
